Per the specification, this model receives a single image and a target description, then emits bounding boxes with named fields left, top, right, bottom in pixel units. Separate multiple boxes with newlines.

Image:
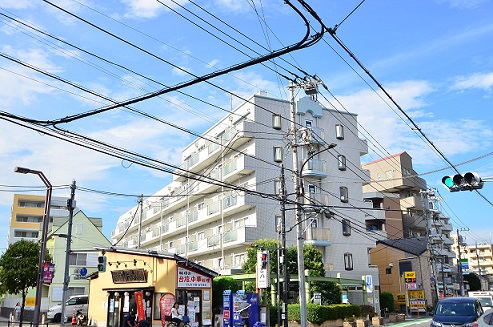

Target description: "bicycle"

left=165, top=315, right=191, bottom=327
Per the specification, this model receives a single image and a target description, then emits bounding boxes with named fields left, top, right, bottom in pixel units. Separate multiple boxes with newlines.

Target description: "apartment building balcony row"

left=298, top=126, right=325, bottom=145
left=129, top=225, right=256, bottom=258
left=114, top=191, right=254, bottom=241
left=173, top=121, right=255, bottom=182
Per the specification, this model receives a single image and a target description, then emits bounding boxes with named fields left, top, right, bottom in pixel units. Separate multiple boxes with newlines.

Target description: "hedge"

left=287, top=304, right=361, bottom=324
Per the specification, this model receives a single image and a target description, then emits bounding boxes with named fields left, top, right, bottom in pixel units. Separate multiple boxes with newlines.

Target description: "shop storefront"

left=87, top=248, right=217, bottom=327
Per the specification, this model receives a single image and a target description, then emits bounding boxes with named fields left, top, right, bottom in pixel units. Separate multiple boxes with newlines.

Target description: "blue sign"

left=80, top=267, right=87, bottom=277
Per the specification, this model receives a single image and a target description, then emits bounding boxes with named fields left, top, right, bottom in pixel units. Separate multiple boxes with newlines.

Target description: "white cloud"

left=452, top=72, right=493, bottom=91
left=1, top=0, right=35, bottom=9
left=439, top=0, right=490, bottom=9
left=172, top=66, right=192, bottom=77
left=121, top=0, right=188, bottom=19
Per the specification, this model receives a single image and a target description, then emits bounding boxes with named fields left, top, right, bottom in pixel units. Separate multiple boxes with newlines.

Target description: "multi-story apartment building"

left=362, top=152, right=457, bottom=307
left=2, top=193, right=110, bottom=317
left=452, top=235, right=492, bottom=291
left=112, top=93, right=378, bottom=304
left=7, top=194, right=72, bottom=245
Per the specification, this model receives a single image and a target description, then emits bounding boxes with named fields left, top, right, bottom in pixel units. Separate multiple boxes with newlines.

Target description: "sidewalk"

left=382, top=314, right=431, bottom=326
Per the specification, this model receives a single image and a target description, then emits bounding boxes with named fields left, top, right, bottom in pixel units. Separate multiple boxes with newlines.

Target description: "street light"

left=15, top=166, right=52, bottom=327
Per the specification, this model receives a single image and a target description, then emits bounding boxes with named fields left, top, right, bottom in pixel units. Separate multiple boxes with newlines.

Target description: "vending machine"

left=223, top=290, right=232, bottom=327
left=232, top=291, right=259, bottom=327
left=222, top=291, right=259, bottom=327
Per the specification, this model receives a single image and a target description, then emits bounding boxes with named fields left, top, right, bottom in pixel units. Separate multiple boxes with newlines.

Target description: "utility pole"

left=476, top=243, right=483, bottom=290
left=441, top=256, right=447, bottom=297
left=61, top=181, right=76, bottom=327
left=138, top=194, right=143, bottom=248
left=457, top=228, right=468, bottom=296
left=289, top=80, right=308, bottom=327
left=280, top=164, right=289, bottom=327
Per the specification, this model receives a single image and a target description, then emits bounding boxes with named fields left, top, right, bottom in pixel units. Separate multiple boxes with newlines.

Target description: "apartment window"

left=18, top=200, right=44, bottom=208
left=275, top=214, right=282, bottom=232
left=197, top=202, right=205, bottom=210
left=342, top=219, right=351, bottom=236
left=377, top=173, right=381, bottom=180
left=305, top=120, right=312, bottom=127
left=272, top=114, right=282, bottom=130
left=338, top=155, right=347, bottom=171
left=340, top=186, right=348, bottom=203
left=335, top=124, right=344, bottom=140
left=234, top=254, right=245, bottom=267
left=197, top=232, right=205, bottom=240
left=310, top=217, right=318, bottom=228
left=273, top=146, right=283, bottom=163
left=274, top=180, right=281, bottom=195
left=344, top=253, right=353, bottom=271
left=308, top=184, right=316, bottom=193
left=218, top=258, right=223, bottom=268
left=386, top=268, right=392, bottom=274
left=69, top=253, right=87, bottom=266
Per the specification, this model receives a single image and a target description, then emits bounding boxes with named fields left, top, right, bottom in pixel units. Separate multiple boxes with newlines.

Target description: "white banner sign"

left=177, top=267, right=212, bottom=288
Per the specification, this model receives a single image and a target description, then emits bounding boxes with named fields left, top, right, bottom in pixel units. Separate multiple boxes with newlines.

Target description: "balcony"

left=298, top=127, right=324, bottom=145
left=301, top=159, right=327, bottom=179
left=400, top=195, right=424, bottom=210
left=305, top=227, right=331, bottom=247
left=173, top=122, right=254, bottom=182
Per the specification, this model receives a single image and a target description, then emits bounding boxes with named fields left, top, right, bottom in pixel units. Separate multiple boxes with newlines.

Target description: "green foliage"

left=352, top=305, right=361, bottom=318
left=306, top=303, right=329, bottom=325
left=0, top=240, right=51, bottom=295
left=242, top=239, right=279, bottom=274
left=464, top=273, right=481, bottom=291
left=359, top=304, right=376, bottom=318
left=212, top=277, right=240, bottom=313
left=379, top=292, right=394, bottom=311
left=288, top=304, right=301, bottom=322
left=269, top=305, right=278, bottom=326
left=311, top=281, right=342, bottom=305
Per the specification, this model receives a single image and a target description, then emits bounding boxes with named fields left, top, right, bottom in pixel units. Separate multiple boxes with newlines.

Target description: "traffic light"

left=260, top=251, right=269, bottom=270
left=97, top=256, right=107, bottom=272
left=442, top=172, right=483, bottom=192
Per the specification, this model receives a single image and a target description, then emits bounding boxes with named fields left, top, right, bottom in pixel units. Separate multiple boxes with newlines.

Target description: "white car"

left=46, top=295, right=88, bottom=323
left=479, top=308, right=493, bottom=327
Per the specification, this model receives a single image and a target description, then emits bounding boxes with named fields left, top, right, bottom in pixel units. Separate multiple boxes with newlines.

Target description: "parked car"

left=478, top=308, right=493, bottom=327
left=431, top=297, right=483, bottom=327
left=47, top=295, right=89, bottom=323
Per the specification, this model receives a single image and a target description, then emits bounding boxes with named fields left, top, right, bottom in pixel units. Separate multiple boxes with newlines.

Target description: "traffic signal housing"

left=97, top=256, right=107, bottom=272
left=260, top=251, right=268, bottom=270
left=442, top=172, right=483, bottom=192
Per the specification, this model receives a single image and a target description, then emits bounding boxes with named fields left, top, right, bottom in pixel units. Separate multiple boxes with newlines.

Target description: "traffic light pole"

left=61, top=181, right=76, bottom=327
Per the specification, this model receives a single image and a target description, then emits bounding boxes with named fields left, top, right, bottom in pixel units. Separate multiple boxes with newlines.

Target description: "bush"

left=326, top=305, right=338, bottom=321
left=306, top=303, right=328, bottom=325
left=380, top=292, right=394, bottom=312
left=359, top=305, right=376, bottom=318
left=288, top=304, right=301, bottom=322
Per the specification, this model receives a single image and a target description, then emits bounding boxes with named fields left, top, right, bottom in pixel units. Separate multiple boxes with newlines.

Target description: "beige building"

left=87, top=247, right=217, bottom=327
left=362, top=152, right=456, bottom=308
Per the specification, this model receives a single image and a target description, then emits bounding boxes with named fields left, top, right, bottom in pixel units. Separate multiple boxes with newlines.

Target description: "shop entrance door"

left=177, top=290, right=202, bottom=327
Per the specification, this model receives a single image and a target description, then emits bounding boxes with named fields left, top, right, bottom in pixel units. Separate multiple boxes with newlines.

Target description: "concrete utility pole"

left=61, top=181, right=76, bottom=327
left=457, top=228, right=468, bottom=296
left=138, top=194, right=143, bottom=248
left=289, top=80, right=308, bottom=327
left=280, top=164, right=289, bottom=327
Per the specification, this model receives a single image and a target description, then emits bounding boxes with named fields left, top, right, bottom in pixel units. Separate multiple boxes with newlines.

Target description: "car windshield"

left=437, top=302, right=475, bottom=316
left=478, top=298, right=493, bottom=307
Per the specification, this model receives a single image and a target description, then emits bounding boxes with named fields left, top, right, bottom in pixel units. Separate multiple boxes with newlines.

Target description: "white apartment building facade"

left=112, top=93, right=378, bottom=294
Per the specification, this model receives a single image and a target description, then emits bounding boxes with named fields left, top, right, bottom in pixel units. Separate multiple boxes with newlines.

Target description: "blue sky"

left=1, top=0, right=493, bottom=252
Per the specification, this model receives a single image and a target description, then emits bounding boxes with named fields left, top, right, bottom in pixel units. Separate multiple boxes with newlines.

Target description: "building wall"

left=112, top=93, right=378, bottom=300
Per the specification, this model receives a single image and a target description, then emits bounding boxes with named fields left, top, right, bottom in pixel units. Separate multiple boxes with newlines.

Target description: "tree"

left=242, top=239, right=279, bottom=274
left=464, top=273, right=481, bottom=291
left=0, top=240, right=52, bottom=327
left=242, top=239, right=341, bottom=304
left=212, top=277, right=240, bottom=314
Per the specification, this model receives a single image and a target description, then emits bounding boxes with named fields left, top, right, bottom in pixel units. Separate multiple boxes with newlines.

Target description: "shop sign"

left=396, top=293, right=406, bottom=305
left=135, top=291, right=145, bottom=321
left=111, top=268, right=147, bottom=284
left=177, top=267, right=211, bottom=288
